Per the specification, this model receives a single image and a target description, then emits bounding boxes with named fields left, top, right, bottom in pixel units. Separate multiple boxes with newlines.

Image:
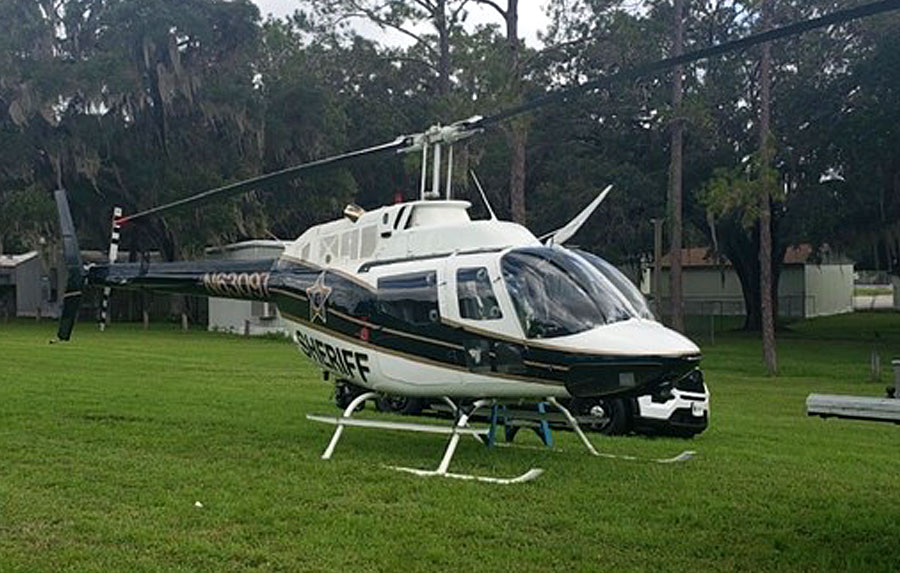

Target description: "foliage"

left=699, top=148, right=783, bottom=230
left=0, top=184, right=56, bottom=253
left=0, top=0, right=899, bottom=307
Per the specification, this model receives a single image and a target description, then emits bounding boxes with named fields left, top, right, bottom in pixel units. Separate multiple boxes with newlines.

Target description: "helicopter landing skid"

left=307, top=396, right=544, bottom=484
left=545, top=397, right=696, bottom=463
left=386, top=465, right=544, bottom=484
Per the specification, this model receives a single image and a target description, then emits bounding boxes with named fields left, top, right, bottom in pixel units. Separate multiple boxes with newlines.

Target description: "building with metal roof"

left=204, top=240, right=289, bottom=336
left=654, top=245, right=854, bottom=318
left=0, top=251, right=60, bottom=319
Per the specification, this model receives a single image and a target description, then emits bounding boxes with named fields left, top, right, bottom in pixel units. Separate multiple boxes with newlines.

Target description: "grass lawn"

left=2, top=314, right=899, bottom=571
left=853, top=286, right=893, bottom=297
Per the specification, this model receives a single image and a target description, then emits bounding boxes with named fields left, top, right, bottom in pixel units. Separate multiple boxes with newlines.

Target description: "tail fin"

left=54, top=189, right=84, bottom=341
left=541, top=185, right=613, bottom=246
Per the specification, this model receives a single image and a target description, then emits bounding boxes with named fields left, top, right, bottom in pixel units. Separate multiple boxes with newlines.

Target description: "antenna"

left=469, top=170, right=497, bottom=221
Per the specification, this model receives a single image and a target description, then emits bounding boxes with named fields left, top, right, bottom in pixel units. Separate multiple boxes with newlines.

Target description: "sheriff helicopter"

left=51, top=0, right=900, bottom=483
left=54, top=121, right=704, bottom=483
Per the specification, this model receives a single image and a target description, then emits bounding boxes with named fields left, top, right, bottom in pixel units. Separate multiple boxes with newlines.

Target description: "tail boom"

left=86, top=258, right=278, bottom=301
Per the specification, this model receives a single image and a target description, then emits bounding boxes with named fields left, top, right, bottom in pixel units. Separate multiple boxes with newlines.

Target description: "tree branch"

left=338, top=8, right=438, bottom=58
left=380, top=55, right=441, bottom=74
left=521, top=33, right=593, bottom=70
left=450, top=0, right=473, bottom=24
left=471, top=0, right=506, bottom=19
left=412, top=0, right=437, bottom=14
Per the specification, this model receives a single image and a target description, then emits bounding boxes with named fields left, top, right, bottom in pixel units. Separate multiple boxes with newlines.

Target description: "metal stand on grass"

left=806, top=358, right=900, bottom=423
left=487, top=401, right=554, bottom=447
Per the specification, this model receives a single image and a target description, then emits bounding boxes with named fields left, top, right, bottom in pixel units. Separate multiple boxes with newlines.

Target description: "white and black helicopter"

left=51, top=0, right=900, bottom=483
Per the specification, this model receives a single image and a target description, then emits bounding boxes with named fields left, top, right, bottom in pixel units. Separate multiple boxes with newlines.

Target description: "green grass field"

left=2, top=314, right=899, bottom=571
left=853, top=286, right=893, bottom=297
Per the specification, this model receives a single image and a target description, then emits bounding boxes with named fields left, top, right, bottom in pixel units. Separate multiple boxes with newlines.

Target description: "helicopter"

left=54, top=120, right=705, bottom=483
left=51, top=0, right=900, bottom=483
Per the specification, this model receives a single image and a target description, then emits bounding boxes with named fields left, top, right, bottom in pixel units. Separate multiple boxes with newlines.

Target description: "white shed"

left=205, top=240, right=289, bottom=336
left=0, top=251, right=60, bottom=319
left=656, top=245, right=854, bottom=318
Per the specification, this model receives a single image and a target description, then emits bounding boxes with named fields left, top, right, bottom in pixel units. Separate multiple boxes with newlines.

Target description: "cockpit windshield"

left=574, top=249, right=656, bottom=320
left=501, top=247, right=636, bottom=339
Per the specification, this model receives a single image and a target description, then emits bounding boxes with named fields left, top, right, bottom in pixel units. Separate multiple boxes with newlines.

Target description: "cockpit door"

left=441, top=254, right=527, bottom=375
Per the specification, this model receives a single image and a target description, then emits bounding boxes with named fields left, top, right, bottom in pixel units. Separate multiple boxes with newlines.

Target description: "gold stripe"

left=273, top=287, right=464, bottom=351
left=441, top=316, right=697, bottom=359
left=523, top=359, right=570, bottom=372
left=379, top=324, right=463, bottom=350
left=326, top=307, right=376, bottom=328
left=280, top=310, right=564, bottom=387
left=279, top=254, right=377, bottom=291
left=283, top=310, right=463, bottom=372
left=327, top=307, right=462, bottom=350
left=270, top=287, right=307, bottom=301
left=440, top=316, right=525, bottom=345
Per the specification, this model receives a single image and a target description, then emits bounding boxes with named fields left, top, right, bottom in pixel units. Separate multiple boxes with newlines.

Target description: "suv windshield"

left=501, top=247, right=635, bottom=338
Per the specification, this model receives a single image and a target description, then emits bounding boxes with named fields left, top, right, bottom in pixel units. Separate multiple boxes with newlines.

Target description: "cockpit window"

left=574, top=249, right=656, bottom=320
left=457, top=267, right=503, bottom=321
left=501, top=248, right=635, bottom=338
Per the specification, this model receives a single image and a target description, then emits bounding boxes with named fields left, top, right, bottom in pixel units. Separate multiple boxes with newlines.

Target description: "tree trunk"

left=668, top=0, right=686, bottom=332
left=506, top=0, right=518, bottom=58
left=503, top=0, right=526, bottom=225
left=509, top=124, right=527, bottom=224
left=758, top=0, right=777, bottom=376
left=716, top=218, right=785, bottom=333
left=719, top=223, right=760, bottom=330
left=436, top=0, right=451, bottom=96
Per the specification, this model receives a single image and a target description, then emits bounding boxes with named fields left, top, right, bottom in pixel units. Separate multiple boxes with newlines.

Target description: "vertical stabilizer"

left=54, top=189, right=84, bottom=341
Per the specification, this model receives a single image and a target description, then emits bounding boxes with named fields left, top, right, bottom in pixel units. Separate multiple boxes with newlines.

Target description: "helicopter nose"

left=535, top=320, right=701, bottom=398
left=544, top=319, right=700, bottom=357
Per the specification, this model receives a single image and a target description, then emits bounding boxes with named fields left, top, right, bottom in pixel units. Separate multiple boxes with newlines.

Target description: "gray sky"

left=252, top=1, right=551, bottom=47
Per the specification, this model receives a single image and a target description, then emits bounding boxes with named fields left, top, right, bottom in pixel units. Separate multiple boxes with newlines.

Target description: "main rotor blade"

left=473, top=0, right=900, bottom=130
left=116, top=136, right=409, bottom=225
left=115, top=0, right=900, bottom=226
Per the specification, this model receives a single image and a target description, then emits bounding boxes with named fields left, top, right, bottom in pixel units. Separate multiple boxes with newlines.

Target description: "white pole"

left=419, top=144, right=428, bottom=201
left=431, top=143, right=441, bottom=199
left=99, top=206, right=122, bottom=331
left=445, top=145, right=454, bottom=200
